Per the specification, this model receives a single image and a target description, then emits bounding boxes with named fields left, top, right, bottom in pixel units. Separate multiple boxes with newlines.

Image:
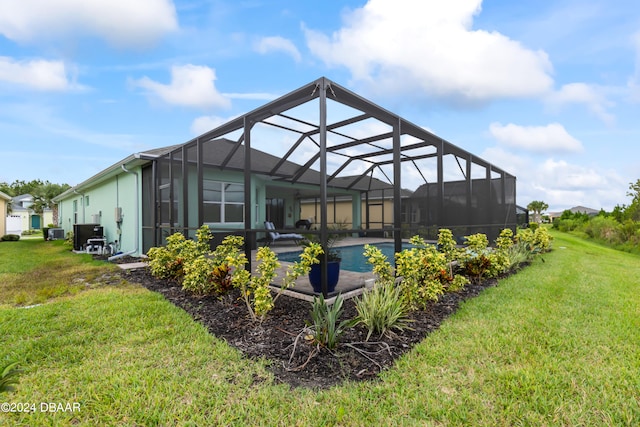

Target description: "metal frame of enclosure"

left=142, top=77, right=517, bottom=295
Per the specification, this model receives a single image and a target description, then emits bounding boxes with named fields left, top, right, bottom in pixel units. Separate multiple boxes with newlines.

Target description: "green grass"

left=1, top=232, right=638, bottom=425
left=0, top=239, right=118, bottom=307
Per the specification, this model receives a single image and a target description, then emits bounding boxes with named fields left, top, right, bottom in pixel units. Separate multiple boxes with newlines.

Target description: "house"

left=53, top=77, right=518, bottom=261
left=300, top=181, right=414, bottom=235
left=406, top=176, right=518, bottom=241
left=5, top=194, right=54, bottom=235
left=53, top=145, right=181, bottom=255
left=0, top=191, right=11, bottom=236
left=547, top=205, right=600, bottom=222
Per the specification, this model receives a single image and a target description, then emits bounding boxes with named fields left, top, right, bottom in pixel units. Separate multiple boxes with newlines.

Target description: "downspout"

left=108, top=164, right=139, bottom=260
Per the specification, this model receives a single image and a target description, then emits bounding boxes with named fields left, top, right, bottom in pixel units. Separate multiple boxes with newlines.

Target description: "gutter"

left=108, top=164, right=140, bottom=261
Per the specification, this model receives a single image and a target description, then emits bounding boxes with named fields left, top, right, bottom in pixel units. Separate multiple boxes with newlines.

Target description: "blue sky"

left=1, top=0, right=638, bottom=212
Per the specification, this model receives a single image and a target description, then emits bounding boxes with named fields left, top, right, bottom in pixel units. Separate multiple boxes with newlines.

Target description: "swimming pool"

left=277, top=242, right=411, bottom=273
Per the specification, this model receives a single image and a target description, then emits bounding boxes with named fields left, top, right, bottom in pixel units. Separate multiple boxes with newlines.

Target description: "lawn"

left=0, top=232, right=638, bottom=426
left=0, top=238, right=121, bottom=307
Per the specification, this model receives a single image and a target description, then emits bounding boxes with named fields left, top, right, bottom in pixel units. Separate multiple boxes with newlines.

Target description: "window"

left=85, top=196, right=89, bottom=206
left=203, top=180, right=244, bottom=224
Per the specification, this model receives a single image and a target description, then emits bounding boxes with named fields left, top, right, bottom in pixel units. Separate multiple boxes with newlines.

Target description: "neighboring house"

left=547, top=205, right=600, bottom=222
left=53, top=77, right=519, bottom=257
left=8, top=194, right=54, bottom=234
left=300, top=182, right=413, bottom=233
left=0, top=191, right=11, bottom=236
left=405, top=176, right=518, bottom=241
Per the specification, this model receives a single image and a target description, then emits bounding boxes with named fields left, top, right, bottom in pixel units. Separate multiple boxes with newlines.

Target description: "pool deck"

left=265, top=237, right=392, bottom=303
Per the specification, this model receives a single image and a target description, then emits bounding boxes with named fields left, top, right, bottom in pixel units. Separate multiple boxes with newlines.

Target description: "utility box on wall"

left=115, top=207, right=123, bottom=222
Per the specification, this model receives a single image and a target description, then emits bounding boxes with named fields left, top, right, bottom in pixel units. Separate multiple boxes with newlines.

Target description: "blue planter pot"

left=309, top=261, right=340, bottom=293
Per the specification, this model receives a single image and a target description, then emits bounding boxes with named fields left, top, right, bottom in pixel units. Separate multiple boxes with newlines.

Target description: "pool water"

left=277, top=242, right=411, bottom=273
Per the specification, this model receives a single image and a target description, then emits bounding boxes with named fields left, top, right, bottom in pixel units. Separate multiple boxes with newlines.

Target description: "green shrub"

left=147, top=225, right=212, bottom=282
left=506, top=240, right=533, bottom=269
left=230, top=240, right=323, bottom=321
left=492, top=228, right=514, bottom=274
left=584, top=216, right=621, bottom=244
left=363, top=243, right=394, bottom=284
left=619, top=219, right=640, bottom=242
left=365, top=235, right=468, bottom=311
left=1, top=234, right=20, bottom=241
left=65, top=231, right=74, bottom=247
left=533, top=226, right=553, bottom=252
left=0, top=362, right=22, bottom=394
left=353, top=282, right=411, bottom=341
left=310, top=294, right=352, bottom=349
left=447, top=274, right=470, bottom=292
left=394, top=239, right=446, bottom=309
left=460, top=233, right=498, bottom=282
left=437, top=228, right=460, bottom=262
left=182, top=256, right=232, bottom=296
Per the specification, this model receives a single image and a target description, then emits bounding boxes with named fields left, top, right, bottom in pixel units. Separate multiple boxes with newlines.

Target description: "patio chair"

left=264, top=221, right=303, bottom=245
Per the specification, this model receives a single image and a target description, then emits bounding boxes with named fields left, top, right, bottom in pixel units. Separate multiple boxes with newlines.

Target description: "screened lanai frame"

left=144, top=77, right=517, bottom=295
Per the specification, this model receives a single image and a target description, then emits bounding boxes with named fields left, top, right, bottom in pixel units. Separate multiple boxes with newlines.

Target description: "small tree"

left=527, top=200, right=549, bottom=223
left=33, top=182, right=71, bottom=225
left=625, top=179, right=640, bottom=221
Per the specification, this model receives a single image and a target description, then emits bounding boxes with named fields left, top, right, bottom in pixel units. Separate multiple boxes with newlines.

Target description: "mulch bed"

left=118, top=264, right=499, bottom=389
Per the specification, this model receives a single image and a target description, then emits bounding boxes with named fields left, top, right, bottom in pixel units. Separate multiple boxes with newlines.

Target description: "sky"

left=0, top=0, right=638, bottom=213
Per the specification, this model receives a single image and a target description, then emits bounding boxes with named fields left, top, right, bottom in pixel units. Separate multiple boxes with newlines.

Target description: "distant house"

left=0, top=191, right=11, bottom=236
left=6, top=194, right=53, bottom=234
left=405, top=176, right=518, bottom=241
left=300, top=178, right=413, bottom=234
left=547, top=205, right=600, bottom=222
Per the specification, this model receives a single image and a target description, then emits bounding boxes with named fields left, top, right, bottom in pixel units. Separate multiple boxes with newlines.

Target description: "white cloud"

left=255, top=36, right=302, bottom=62
left=304, top=0, right=553, bottom=104
left=223, top=92, right=279, bottom=101
left=537, top=158, right=608, bottom=190
left=628, top=31, right=640, bottom=103
left=481, top=146, right=527, bottom=177
left=529, top=158, right=627, bottom=211
left=481, top=147, right=626, bottom=211
left=133, top=65, right=231, bottom=109
left=0, top=0, right=177, bottom=48
left=489, top=122, right=583, bottom=154
left=0, top=57, right=84, bottom=91
left=190, top=115, right=237, bottom=135
left=546, top=82, right=615, bottom=125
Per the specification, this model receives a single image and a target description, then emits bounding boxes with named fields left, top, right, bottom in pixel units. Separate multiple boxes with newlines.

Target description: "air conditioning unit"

left=48, top=228, right=65, bottom=240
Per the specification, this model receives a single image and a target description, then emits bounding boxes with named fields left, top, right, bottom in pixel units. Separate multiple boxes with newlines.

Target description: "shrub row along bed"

left=127, top=226, right=552, bottom=388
